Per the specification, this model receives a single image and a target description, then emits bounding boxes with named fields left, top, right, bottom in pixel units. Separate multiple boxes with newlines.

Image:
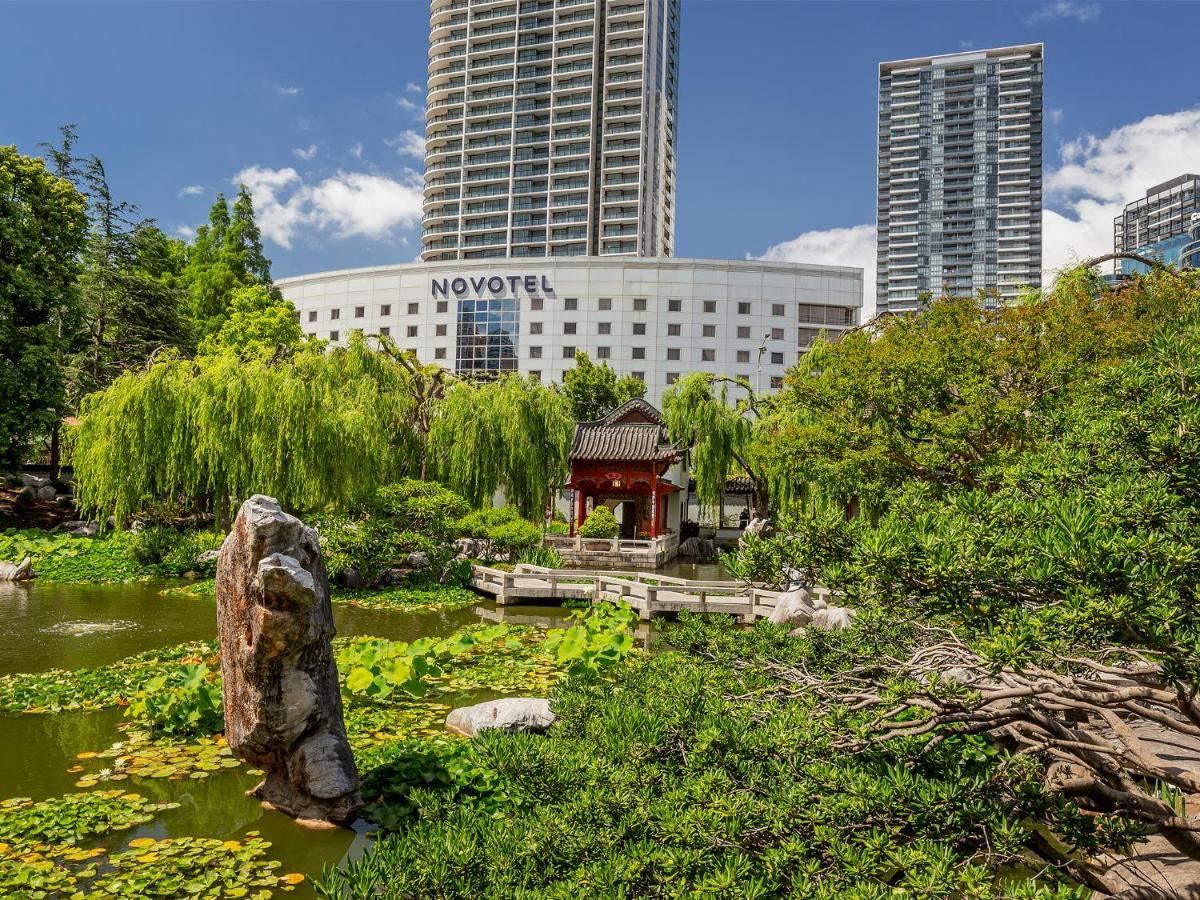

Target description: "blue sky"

left=5, top=0, right=1200, bottom=306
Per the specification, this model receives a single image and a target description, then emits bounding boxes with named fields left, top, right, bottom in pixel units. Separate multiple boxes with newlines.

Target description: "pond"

left=0, top=579, right=574, bottom=898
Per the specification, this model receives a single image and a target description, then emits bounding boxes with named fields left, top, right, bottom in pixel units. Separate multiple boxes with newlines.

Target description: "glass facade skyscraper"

left=421, top=0, right=680, bottom=262
left=1113, top=174, right=1200, bottom=276
left=876, top=44, right=1043, bottom=312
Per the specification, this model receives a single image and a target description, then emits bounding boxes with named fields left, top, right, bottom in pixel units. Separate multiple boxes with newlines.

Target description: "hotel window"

left=702, top=325, right=716, bottom=338
left=354, top=306, right=365, bottom=318
left=380, top=326, right=391, bottom=337
left=632, top=323, right=646, bottom=335
left=531, top=322, right=543, bottom=335
left=599, top=297, right=612, bottom=311
left=456, top=297, right=519, bottom=375
left=771, top=352, right=784, bottom=365
left=667, top=348, right=680, bottom=360
left=632, top=347, right=645, bottom=359
left=565, top=297, right=578, bottom=311
left=435, top=347, right=447, bottom=360
left=564, top=322, right=577, bottom=335
left=668, top=299, right=682, bottom=312
left=596, top=346, right=611, bottom=359
left=771, top=376, right=783, bottom=389
left=330, top=309, right=340, bottom=320
left=436, top=324, right=448, bottom=336
left=703, top=300, right=716, bottom=313
left=531, top=297, right=544, bottom=311
left=529, top=370, right=541, bottom=381
left=631, top=371, right=644, bottom=381
left=308, top=311, right=317, bottom=323
left=737, top=326, right=750, bottom=338
left=598, top=322, right=611, bottom=335
left=633, top=297, right=647, bottom=311
left=530, top=346, right=543, bottom=358
left=408, top=302, right=419, bottom=315
left=701, top=349, right=715, bottom=362
left=666, top=372, right=679, bottom=385
left=407, top=325, right=418, bottom=337
left=771, top=328, right=784, bottom=340
left=330, top=330, right=339, bottom=341
left=667, top=323, right=681, bottom=336
left=737, top=302, right=751, bottom=315
left=736, top=350, right=750, bottom=363
left=772, top=303, right=786, bottom=316
left=562, top=346, right=575, bottom=358
left=381, top=304, right=391, bottom=316
left=437, top=301, right=448, bottom=313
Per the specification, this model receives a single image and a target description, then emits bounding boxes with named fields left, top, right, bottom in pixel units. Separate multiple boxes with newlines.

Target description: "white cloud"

left=1047, top=108, right=1063, bottom=125
left=385, top=130, right=426, bottom=159
left=174, top=224, right=196, bottom=240
left=1024, top=1, right=1101, bottom=24
left=278, top=85, right=301, bottom=96
left=349, top=142, right=363, bottom=160
left=234, top=165, right=423, bottom=250
left=396, top=96, right=425, bottom=117
left=293, top=144, right=318, bottom=161
left=757, top=224, right=877, bottom=319
left=178, top=184, right=204, bottom=197
left=405, top=82, right=422, bottom=93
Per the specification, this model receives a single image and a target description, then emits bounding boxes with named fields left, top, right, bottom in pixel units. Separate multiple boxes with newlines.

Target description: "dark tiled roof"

left=570, top=400, right=679, bottom=462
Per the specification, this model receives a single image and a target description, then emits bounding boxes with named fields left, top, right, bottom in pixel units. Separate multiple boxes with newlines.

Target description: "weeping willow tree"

left=427, top=374, right=572, bottom=520
left=71, top=334, right=422, bottom=527
left=662, top=373, right=771, bottom=518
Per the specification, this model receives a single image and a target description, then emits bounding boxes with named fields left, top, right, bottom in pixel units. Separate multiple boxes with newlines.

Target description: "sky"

left=5, top=0, right=1200, bottom=316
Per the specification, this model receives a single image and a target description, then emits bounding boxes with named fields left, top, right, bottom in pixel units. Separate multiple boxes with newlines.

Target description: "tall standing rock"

left=215, top=495, right=362, bottom=825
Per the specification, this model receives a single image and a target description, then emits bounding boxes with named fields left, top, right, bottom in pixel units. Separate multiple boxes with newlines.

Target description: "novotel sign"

left=431, top=275, right=554, bottom=298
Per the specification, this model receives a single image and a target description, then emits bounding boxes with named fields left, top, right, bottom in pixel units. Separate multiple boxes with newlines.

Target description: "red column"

left=577, top=488, right=587, bottom=531
left=650, top=471, right=659, bottom=538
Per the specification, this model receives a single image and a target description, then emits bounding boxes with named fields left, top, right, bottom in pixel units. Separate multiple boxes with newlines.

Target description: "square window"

left=668, top=299, right=682, bottom=312
left=701, top=348, right=715, bottom=362
left=737, top=326, right=750, bottom=339
left=771, top=328, right=784, bottom=340
left=667, top=323, right=681, bottom=336
left=703, top=300, right=716, bottom=313
left=631, top=371, right=644, bottom=382
left=770, top=376, right=783, bottom=389
left=702, top=324, right=716, bottom=338
left=633, top=298, right=647, bottom=311
left=596, top=346, right=611, bottom=359
left=435, top=347, right=447, bottom=360
left=380, top=304, right=391, bottom=316
left=564, top=322, right=577, bottom=335
left=772, top=303, right=786, bottom=317
left=737, top=302, right=751, bottom=315
left=529, top=370, right=541, bottom=381
left=666, top=372, right=679, bottom=385
left=667, top=348, right=680, bottom=360
left=380, top=326, right=391, bottom=336
left=562, top=346, right=576, bottom=358
left=632, top=347, right=645, bottom=359
left=354, top=305, right=365, bottom=318
left=598, top=322, right=611, bottom=335
left=599, top=297, right=612, bottom=311
left=565, top=297, right=578, bottom=311
left=633, top=323, right=646, bottom=335
left=408, top=302, right=419, bottom=315
left=531, top=322, right=543, bottom=335
left=531, top=298, right=544, bottom=311
left=530, top=346, right=543, bottom=358
left=736, top=350, right=750, bottom=363
left=330, top=308, right=341, bottom=320
left=771, top=352, right=784, bottom=365
left=407, top=325, right=418, bottom=338
left=436, top=324, right=447, bottom=336
left=308, top=311, right=317, bottom=323
left=437, top=301, right=448, bottom=313
left=330, top=330, right=339, bottom=341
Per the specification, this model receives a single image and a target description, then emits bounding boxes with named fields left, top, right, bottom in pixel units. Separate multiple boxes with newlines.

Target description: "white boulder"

left=445, top=698, right=555, bottom=738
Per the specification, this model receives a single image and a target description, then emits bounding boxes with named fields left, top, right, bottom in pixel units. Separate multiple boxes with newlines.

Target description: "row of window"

left=302, top=297, right=820, bottom=321
left=315, top=321, right=791, bottom=340
left=533, top=345, right=788, bottom=364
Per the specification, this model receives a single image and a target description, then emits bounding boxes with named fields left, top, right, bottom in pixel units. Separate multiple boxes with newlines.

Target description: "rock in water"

left=0, top=557, right=34, bottom=581
left=445, top=698, right=555, bottom=738
left=215, top=495, right=362, bottom=825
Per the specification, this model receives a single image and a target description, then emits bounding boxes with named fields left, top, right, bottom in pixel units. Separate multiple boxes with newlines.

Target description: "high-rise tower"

left=421, top=0, right=680, bottom=261
left=876, top=44, right=1043, bottom=312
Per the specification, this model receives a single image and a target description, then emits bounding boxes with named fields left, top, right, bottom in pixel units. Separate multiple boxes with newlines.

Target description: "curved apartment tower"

left=422, top=0, right=680, bottom=261
left=876, top=44, right=1043, bottom=312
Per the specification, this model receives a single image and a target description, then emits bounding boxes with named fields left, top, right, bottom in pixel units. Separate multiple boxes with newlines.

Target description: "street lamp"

left=755, top=332, right=770, bottom=395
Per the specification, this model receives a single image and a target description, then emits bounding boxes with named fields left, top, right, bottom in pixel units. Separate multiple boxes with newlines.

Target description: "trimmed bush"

left=578, top=505, right=620, bottom=539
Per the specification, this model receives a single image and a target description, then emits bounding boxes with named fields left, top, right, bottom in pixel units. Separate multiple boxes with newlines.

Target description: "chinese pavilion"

left=566, top=399, right=683, bottom=539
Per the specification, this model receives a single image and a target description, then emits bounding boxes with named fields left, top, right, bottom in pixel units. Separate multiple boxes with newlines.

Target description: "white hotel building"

left=279, top=258, right=862, bottom=405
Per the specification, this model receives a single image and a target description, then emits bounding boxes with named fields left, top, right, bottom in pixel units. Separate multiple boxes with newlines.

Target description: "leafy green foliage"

left=0, top=528, right=143, bottom=582
left=0, top=791, right=177, bottom=849
left=337, top=626, right=512, bottom=701
left=335, top=584, right=478, bottom=612
left=560, top=350, right=645, bottom=422
left=129, top=525, right=223, bottom=577
left=542, top=602, right=637, bottom=676
left=124, top=663, right=224, bottom=738
left=195, top=284, right=304, bottom=359
left=517, top=543, right=563, bottom=569
left=457, top=506, right=542, bottom=561
left=577, top=504, right=619, bottom=538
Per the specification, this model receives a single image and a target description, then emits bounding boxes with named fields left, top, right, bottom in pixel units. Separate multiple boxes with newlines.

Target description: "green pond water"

left=0, top=579, right=573, bottom=898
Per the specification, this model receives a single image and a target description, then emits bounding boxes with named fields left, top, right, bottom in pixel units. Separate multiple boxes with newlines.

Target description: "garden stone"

left=445, top=698, right=555, bottom=738
left=196, top=549, right=222, bottom=565
left=809, top=606, right=857, bottom=631
left=334, top=567, right=364, bottom=589
left=71, top=522, right=99, bottom=537
left=0, top=557, right=34, bottom=581
left=16, top=486, right=37, bottom=504
left=405, top=551, right=430, bottom=568
left=216, top=494, right=361, bottom=825
left=36, top=484, right=56, bottom=501
left=55, top=494, right=74, bottom=508
left=20, top=474, right=49, bottom=489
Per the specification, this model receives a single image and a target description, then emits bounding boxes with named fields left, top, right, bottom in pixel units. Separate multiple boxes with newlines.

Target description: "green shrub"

left=578, top=505, right=619, bottom=538
left=457, top=507, right=541, bottom=561
left=0, top=528, right=142, bottom=582
left=124, top=663, right=224, bottom=738
left=129, top=526, right=224, bottom=577
left=517, top=544, right=563, bottom=569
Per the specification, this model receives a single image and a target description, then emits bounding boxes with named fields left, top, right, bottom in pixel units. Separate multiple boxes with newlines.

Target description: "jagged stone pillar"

left=215, top=494, right=362, bottom=825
